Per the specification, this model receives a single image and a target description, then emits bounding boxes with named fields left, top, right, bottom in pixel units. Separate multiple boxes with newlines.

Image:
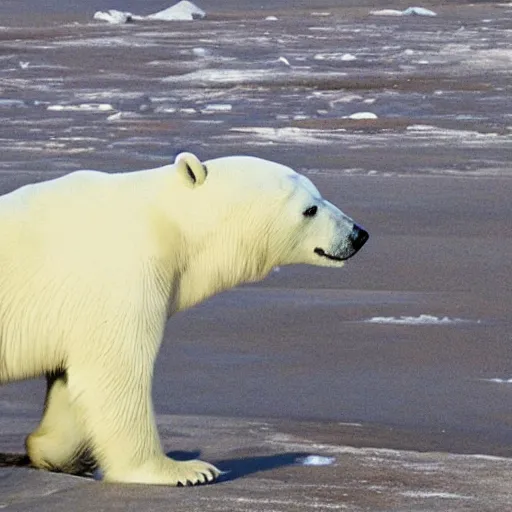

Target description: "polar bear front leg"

left=26, top=372, right=90, bottom=473
left=65, top=346, right=220, bottom=486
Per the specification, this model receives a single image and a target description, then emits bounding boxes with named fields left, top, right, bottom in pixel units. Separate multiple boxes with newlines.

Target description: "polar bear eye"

left=303, top=205, right=318, bottom=217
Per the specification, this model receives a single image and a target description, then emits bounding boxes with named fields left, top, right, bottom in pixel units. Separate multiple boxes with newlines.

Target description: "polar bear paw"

left=106, top=456, right=221, bottom=486
left=171, top=459, right=221, bottom=486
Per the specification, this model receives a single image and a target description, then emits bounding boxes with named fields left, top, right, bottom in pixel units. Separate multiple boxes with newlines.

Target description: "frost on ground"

left=363, top=315, right=474, bottom=325
left=94, top=1, right=205, bottom=24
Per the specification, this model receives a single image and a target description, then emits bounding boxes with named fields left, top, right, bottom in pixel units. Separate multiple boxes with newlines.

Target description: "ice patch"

left=192, top=47, right=208, bottom=57
left=94, top=1, right=205, bottom=24
left=363, top=315, right=474, bottom=325
left=402, top=7, right=437, bottom=16
left=146, top=1, right=206, bottom=21
left=371, top=7, right=437, bottom=17
left=201, top=104, right=232, bottom=113
left=296, top=455, right=336, bottom=466
left=47, top=103, right=114, bottom=112
left=93, top=10, right=132, bottom=24
left=346, top=112, right=378, bottom=120
left=401, top=491, right=471, bottom=500
left=480, top=378, right=512, bottom=384
left=0, top=99, right=26, bottom=109
left=370, top=9, right=404, bottom=17
left=314, top=53, right=357, bottom=62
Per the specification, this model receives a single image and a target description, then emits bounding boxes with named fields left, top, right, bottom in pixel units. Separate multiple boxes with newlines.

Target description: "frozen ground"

left=0, top=1, right=511, bottom=510
left=2, top=414, right=512, bottom=511
left=0, top=1, right=510, bottom=176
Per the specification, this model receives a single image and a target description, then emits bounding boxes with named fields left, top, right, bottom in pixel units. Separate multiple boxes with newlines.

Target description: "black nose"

left=350, top=224, right=369, bottom=252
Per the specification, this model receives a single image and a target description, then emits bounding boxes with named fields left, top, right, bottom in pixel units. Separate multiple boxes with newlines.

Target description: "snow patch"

left=93, top=10, right=132, bottom=24
left=401, top=491, right=472, bottom=500
left=201, top=104, right=233, bottom=113
left=314, top=53, right=357, bottom=62
left=47, top=103, right=114, bottom=112
left=371, top=7, right=437, bottom=17
left=363, top=315, right=474, bottom=325
left=146, top=1, right=206, bottom=21
left=296, top=455, right=336, bottom=466
left=346, top=112, right=378, bottom=120
left=480, top=378, right=512, bottom=384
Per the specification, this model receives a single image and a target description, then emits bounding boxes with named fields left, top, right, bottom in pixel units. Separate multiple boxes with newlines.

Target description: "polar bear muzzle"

left=315, top=224, right=369, bottom=262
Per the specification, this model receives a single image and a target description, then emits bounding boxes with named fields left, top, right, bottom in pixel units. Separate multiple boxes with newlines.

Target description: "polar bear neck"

left=172, top=231, right=275, bottom=312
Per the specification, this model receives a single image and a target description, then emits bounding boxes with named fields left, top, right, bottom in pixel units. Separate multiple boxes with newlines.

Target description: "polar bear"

left=0, top=152, right=368, bottom=485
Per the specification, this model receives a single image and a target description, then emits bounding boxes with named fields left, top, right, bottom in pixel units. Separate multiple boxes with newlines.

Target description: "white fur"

left=0, top=153, right=359, bottom=485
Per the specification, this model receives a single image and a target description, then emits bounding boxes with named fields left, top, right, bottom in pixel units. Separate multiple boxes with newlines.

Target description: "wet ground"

left=0, top=1, right=511, bottom=509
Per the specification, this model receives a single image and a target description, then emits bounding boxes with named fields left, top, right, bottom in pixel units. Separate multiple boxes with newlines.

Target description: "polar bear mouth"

left=314, top=248, right=347, bottom=262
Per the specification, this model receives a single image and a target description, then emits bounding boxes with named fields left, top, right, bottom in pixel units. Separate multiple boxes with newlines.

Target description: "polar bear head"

left=169, top=152, right=368, bottom=305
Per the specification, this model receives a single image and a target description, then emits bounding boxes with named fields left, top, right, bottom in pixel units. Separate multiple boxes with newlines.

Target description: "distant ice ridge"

left=94, top=1, right=205, bottom=24
left=364, top=315, right=475, bottom=325
left=371, top=7, right=437, bottom=17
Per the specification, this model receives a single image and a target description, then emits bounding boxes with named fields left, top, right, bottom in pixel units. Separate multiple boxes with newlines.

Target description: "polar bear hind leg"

left=26, top=372, right=92, bottom=474
left=53, top=326, right=220, bottom=486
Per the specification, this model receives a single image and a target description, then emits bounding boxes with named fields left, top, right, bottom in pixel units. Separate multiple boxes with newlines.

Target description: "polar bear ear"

left=174, top=152, right=208, bottom=187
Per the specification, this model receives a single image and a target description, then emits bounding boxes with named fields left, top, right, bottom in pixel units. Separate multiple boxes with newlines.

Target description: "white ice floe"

left=296, top=455, right=336, bottom=466
left=363, top=315, right=472, bottom=325
left=106, top=112, right=123, bottom=121
left=0, top=99, right=26, bottom=108
left=47, top=103, right=114, bottom=112
left=346, top=112, right=378, bottom=120
left=201, top=104, right=233, bottom=113
left=145, top=1, right=205, bottom=20
left=402, top=7, right=437, bottom=16
left=314, top=53, right=357, bottom=62
left=93, top=9, right=133, bottom=24
left=371, top=6, right=437, bottom=17
left=192, top=47, right=209, bottom=57
left=401, top=491, right=472, bottom=500
left=480, top=378, right=512, bottom=384
left=94, top=1, right=205, bottom=24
